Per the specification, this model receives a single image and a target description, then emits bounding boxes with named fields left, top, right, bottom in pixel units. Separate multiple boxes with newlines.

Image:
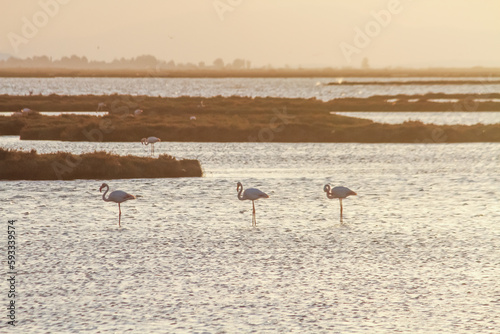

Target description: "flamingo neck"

left=101, top=185, right=111, bottom=202
left=237, top=185, right=244, bottom=200
left=324, top=185, right=335, bottom=199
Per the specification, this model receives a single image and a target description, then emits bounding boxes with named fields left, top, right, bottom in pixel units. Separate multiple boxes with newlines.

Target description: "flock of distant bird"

left=95, top=104, right=357, bottom=227
left=15, top=103, right=357, bottom=226
left=100, top=181, right=357, bottom=227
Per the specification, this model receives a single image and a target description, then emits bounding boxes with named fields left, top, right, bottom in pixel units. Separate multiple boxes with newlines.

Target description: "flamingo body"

left=240, top=187, right=269, bottom=201
left=107, top=190, right=136, bottom=203
left=237, top=182, right=269, bottom=227
left=100, top=183, right=135, bottom=227
left=324, top=184, right=356, bottom=222
left=325, top=186, right=356, bottom=199
left=134, top=109, right=143, bottom=116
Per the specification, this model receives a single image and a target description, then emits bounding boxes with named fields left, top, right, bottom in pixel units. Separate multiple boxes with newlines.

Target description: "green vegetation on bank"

left=0, top=149, right=202, bottom=180
left=0, top=95, right=499, bottom=143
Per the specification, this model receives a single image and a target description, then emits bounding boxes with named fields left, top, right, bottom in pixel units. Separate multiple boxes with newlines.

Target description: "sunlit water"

left=1, top=136, right=499, bottom=333
left=0, top=111, right=108, bottom=117
left=1, top=77, right=499, bottom=100
left=332, top=112, right=500, bottom=125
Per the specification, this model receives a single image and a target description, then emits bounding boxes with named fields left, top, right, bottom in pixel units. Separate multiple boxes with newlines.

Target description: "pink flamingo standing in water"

left=324, top=184, right=357, bottom=222
left=141, top=136, right=161, bottom=155
left=236, top=182, right=269, bottom=227
left=100, top=183, right=136, bottom=227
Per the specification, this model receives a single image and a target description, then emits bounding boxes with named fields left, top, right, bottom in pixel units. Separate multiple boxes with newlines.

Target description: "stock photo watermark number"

left=6, top=220, right=17, bottom=326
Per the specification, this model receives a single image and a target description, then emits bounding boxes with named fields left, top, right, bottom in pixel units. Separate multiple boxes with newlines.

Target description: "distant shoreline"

left=326, top=80, right=500, bottom=85
left=0, top=68, right=499, bottom=78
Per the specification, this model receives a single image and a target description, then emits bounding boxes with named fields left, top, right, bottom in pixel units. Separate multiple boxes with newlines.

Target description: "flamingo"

left=97, top=103, right=107, bottom=111
left=134, top=109, right=143, bottom=117
left=99, top=183, right=136, bottom=227
left=18, top=108, right=38, bottom=116
left=236, top=182, right=269, bottom=227
left=141, top=136, right=161, bottom=155
left=324, top=184, right=357, bottom=222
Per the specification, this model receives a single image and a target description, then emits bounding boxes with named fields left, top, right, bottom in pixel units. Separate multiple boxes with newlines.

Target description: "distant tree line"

left=0, top=55, right=253, bottom=70
left=0, top=54, right=499, bottom=78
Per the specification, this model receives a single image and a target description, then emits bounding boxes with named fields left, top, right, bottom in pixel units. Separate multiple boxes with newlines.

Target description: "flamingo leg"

left=339, top=198, right=343, bottom=222
left=252, top=201, right=256, bottom=227
left=152, top=144, right=154, bottom=155
left=118, top=203, right=121, bottom=227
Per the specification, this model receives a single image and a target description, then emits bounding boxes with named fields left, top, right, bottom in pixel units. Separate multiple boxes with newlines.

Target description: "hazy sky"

left=1, top=0, right=499, bottom=68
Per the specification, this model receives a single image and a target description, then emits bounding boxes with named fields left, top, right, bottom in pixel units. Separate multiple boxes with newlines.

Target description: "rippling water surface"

left=1, top=137, right=499, bottom=333
left=333, top=111, right=500, bottom=125
left=1, top=77, right=499, bottom=100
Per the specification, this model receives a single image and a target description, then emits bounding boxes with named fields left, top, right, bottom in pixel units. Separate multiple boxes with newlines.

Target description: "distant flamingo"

left=99, top=183, right=136, bottom=227
left=324, top=184, right=357, bottom=222
left=15, top=108, right=37, bottom=116
left=236, top=182, right=269, bottom=227
left=134, top=109, right=143, bottom=117
left=97, top=103, right=107, bottom=111
left=141, top=136, right=161, bottom=155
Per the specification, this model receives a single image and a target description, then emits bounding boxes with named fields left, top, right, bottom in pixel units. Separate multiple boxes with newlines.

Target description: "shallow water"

left=1, top=77, right=499, bottom=100
left=0, top=111, right=108, bottom=117
left=332, top=111, right=500, bottom=125
left=1, top=137, right=499, bottom=333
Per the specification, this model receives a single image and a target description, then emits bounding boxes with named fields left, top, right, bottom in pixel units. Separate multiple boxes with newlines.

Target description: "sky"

left=1, top=0, right=499, bottom=68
